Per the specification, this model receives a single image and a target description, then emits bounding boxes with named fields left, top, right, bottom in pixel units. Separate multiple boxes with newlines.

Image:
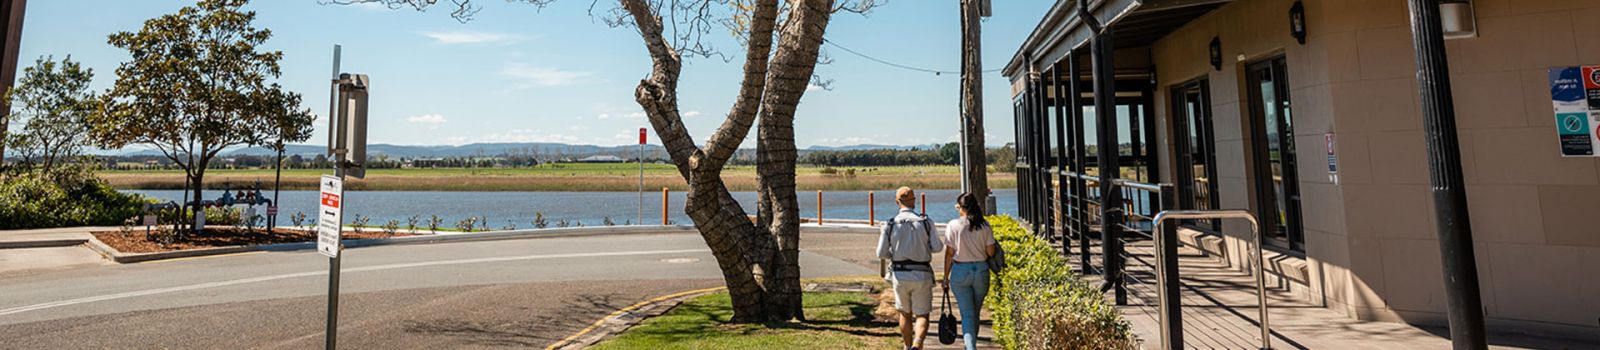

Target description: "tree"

left=3, top=56, right=100, bottom=175
left=89, top=0, right=314, bottom=234
left=336, top=0, right=871, bottom=322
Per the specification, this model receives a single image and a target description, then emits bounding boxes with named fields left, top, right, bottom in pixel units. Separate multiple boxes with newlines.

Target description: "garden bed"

left=92, top=227, right=413, bottom=253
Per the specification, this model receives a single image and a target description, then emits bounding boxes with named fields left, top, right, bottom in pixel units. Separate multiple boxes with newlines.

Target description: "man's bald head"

left=896, top=186, right=916, bottom=209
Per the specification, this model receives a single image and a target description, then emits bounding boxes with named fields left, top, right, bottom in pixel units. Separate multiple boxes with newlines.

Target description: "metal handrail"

left=1151, top=209, right=1270, bottom=350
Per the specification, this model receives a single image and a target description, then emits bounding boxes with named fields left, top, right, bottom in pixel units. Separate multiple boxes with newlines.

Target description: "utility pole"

left=959, top=0, right=991, bottom=212
left=1406, top=0, right=1486, bottom=348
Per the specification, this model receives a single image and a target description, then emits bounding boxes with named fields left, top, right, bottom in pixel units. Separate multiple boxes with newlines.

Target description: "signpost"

left=322, top=44, right=369, bottom=350
left=1548, top=66, right=1600, bottom=157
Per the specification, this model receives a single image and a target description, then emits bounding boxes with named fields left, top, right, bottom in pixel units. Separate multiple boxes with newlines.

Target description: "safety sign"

left=1548, top=66, right=1600, bottom=157
left=318, top=175, right=343, bottom=258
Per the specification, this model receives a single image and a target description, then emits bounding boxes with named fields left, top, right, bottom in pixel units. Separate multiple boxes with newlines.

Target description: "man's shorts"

left=891, top=278, right=934, bottom=316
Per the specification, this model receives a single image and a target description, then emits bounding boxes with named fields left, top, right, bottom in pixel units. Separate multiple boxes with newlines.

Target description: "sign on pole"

left=1548, top=66, right=1600, bottom=157
left=318, top=175, right=343, bottom=258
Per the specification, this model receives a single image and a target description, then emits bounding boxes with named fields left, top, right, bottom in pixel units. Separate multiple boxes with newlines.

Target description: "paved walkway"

left=803, top=231, right=999, bottom=349
left=1065, top=235, right=1600, bottom=349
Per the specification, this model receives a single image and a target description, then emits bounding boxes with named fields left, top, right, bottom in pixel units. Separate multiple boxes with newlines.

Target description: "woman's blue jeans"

left=949, top=262, right=990, bottom=350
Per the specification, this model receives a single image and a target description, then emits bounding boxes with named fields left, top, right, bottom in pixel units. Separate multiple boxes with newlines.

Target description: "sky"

left=16, top=0, right=1052, bottom=148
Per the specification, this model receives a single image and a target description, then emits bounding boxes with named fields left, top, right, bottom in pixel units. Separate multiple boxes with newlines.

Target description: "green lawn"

left=590, top=291, right=898, bottom=350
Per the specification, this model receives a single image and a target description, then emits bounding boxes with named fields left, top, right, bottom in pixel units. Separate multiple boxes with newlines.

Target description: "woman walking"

left=940, top=192, right=996, bottom=350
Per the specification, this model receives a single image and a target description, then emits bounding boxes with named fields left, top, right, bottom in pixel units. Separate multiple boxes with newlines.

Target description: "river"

left=123, top=189, right=1018, bottom=229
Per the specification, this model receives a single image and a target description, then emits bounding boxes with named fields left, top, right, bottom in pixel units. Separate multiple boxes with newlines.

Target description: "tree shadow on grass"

left=401, top=292, right=630, bottom=347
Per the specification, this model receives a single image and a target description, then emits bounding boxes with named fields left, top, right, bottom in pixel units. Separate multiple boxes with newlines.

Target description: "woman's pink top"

left=943, top=217, right=996, bottom=263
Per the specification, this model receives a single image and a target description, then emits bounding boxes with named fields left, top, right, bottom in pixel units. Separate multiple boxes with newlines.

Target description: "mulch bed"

left=93, top=227, right=413, bottom=254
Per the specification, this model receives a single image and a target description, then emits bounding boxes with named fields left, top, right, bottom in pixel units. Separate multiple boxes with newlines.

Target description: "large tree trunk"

left=622, top=0, right=833, bottom=322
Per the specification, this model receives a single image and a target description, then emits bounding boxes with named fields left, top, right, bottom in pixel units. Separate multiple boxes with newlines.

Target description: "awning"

left=1003, top=0, right=1234, bottom=78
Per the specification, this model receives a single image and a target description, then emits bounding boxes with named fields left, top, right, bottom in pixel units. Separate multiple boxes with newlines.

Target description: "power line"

left=821, top=38, right=1003, bottom=75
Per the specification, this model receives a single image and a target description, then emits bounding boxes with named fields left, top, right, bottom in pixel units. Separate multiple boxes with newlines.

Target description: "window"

left=1171, top=78, right=1220, bottom=231
left=1245, top=57, right=1304, bottom=251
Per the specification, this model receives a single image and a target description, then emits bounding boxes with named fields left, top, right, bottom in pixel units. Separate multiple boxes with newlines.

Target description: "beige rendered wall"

left=1148, top=0, right=1600, bottom=338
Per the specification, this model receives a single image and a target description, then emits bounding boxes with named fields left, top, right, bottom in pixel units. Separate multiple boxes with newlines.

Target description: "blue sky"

left=18, top=0, right=1050, bottom=148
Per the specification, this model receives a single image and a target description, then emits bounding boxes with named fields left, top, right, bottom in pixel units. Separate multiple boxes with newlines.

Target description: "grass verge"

left=590, top=290, right=899, bottom=350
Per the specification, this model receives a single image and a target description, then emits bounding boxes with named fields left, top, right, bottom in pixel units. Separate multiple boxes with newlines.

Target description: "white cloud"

left=624, top=112, right=646, bottom=119
left=406, top=114, right=447, bottom=124
left=806, top=84, right=824, bottom=92
left=420, top=30, right=520, bottom=45
left=682, top=110, right=702, bottom=117
left=501, top=63, right=591, bottom=88
left=595, top=113, right=612, bottom=120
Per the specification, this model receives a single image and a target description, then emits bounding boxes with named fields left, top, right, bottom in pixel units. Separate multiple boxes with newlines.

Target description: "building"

left=1005, top=0, right=1599, bottom=344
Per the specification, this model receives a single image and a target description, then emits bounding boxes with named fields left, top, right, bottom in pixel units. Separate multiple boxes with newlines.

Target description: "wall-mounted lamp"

left=1209, top=37, right=1222, bottom=71
left=1441, top=0, right=1477, bottom=39
left=1289, top=1, right=1307, bottom=45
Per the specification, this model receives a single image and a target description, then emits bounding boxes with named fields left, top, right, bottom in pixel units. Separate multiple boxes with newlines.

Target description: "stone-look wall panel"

left=1378, top=237, right=1448, bottom=313
left=1452, top=71, right=1528, bottom=129
left=1487, top=243, right=1593, bottom=325
left=1447, top=11, right=1578, bottom=73
left=1470, top=127, right=1599, bottom=186
left=1535, top=185, right=1600, bottom=247
left=1364, top=131, right=1430, bottom=185
left=1576, top=7, right=1600, bottom=62
left=1463, top=185, right=1547, bottom=245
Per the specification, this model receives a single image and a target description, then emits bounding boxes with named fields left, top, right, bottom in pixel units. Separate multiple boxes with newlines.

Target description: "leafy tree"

left=337, top=0, right=875, bottom=322
left=89, top=0, right=314, bottom=233
left=3, top=56, right=101, bottom=175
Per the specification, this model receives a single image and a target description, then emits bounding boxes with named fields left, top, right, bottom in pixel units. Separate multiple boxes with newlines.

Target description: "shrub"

left=532, top=212, right=548, bottom=229
left=428, top=215, right=443, bottom=234
left=406, top=215, right=419, bottom=233
left=351, top=214, right=370, bottom=233
left=382, top=220, right=399, bottom=237
left=455, top=216, right=477, bottom=232
left=985, top=215, right=1137, bottom=350
left=0, top=169, right=146, bottom=229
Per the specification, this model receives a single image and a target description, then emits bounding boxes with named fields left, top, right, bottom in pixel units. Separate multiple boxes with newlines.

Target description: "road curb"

left=546, top=286, right=728, bottom=350
left=85, top=225, right=707, bottom=264
left=0, top=239, right=89, bottom=249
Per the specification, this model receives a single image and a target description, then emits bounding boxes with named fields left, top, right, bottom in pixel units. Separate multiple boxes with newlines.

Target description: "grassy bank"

left=590, top=290, right=897, bottom=350
left=101, top=164, right=1017, bottom=191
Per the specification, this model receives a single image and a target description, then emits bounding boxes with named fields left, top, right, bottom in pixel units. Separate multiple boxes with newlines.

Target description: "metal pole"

left=1090, top=21, right=1126, bottom=305
left=868, top=191, right=875, bottom=223
left=1406, top=1, right=1486, bottom=348
left=661, top=187, right=669, bottom=225
left=325, top=45, right=342, bottom=350
left=0, top=0, right=24, bottom=166
left=1068, top=49, right=1091, bottom=273
left=1152, top=210, right=1268, bottom=350
left=920, top=193, right=927, bottom=216
left=1156, top=185, right=1182, bottom=349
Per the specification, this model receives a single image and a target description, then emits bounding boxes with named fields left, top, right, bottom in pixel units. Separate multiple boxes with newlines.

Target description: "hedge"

left=984, top=215, right=1137, bottom=349
left=0, top=170, right=147, bottom=229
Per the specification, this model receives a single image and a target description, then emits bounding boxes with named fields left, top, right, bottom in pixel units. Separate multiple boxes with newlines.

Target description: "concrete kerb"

left=0, top=239, right=90, bottom=249
left=80, top=224, right=881, bottom=264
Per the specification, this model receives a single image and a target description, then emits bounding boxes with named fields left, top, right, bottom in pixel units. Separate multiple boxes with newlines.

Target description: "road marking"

left=544, top=286, right=727, bottom=350
left=0, top=248, right=707, bottom=317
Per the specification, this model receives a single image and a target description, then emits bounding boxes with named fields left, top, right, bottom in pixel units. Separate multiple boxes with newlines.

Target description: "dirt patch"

left=92, top=227, right=413, bottom=253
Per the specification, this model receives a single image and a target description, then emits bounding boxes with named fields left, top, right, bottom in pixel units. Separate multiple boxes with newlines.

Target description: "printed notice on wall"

left=1549, top=66, right=1600, bottom=157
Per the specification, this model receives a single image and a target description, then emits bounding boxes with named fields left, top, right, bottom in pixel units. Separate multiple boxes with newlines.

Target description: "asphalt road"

left=0, top=231, right=882, bottom=349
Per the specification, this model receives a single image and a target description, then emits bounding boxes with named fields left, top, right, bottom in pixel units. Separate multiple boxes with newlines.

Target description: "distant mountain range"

left=97, top=142, right=947, bottom=159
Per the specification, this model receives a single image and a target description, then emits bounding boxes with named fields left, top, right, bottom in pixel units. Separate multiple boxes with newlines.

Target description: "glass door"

left=1245, top=57, right=1304, bottom=251
left=1171, top=79, right=1220, bottom=231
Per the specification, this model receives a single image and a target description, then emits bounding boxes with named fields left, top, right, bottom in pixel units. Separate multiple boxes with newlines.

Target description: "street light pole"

left=1406, top=0, right=1486, bottom=348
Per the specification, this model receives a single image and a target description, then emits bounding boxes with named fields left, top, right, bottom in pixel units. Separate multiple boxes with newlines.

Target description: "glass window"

left=1246, top=57, right=1304, bottom=251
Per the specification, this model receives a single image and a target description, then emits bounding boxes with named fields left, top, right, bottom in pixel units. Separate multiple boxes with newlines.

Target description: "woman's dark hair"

left=956, top=192, right=988, bottom=230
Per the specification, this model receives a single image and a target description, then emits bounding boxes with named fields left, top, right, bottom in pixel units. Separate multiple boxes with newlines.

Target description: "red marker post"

left=639, top=128, right=647, bottom=225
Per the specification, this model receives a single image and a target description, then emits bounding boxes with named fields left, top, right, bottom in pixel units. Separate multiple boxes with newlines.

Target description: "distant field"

left=101, top=163, right=1016, bottom=192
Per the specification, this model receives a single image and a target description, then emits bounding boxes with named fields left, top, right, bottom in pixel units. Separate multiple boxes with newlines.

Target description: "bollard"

left=920, top=193, right=927, bottom=216
left=661, top=187, right=669, bottom=225
left=868, top=191, right=875, bottom=224
left=816, top=190, right=823, bottom=226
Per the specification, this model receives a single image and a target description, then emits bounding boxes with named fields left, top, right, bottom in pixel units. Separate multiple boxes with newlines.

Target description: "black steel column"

left=1092, top=27, right=1126, bottom=305
left=1406, top=0, right=1487, bottom=348
left=1157, top=184, right=1183, bottom=349
left=1068, top=50, right=1092, bottom=273
left=1054, top=63, right=1070, bottom=247
left=1039, top=70, right=1055, bottom=239
left=0, top=0, right=25, bottom=165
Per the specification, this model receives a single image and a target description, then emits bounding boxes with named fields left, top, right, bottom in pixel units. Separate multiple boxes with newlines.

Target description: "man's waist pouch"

left=891, top=260, right=932, bottom=272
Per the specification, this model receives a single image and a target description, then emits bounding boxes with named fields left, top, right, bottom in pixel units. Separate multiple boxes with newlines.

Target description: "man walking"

left=876, top=186, right=944, bottom=350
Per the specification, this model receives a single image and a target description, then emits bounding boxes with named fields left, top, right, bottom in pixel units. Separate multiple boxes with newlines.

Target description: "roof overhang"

left=1003, top=0, right=1234, bottom=78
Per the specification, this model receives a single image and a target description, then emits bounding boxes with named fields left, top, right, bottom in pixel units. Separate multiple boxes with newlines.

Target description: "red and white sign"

left=639, top=127, right=648, bottom=145
left=317, top=175, right=343, bottom=258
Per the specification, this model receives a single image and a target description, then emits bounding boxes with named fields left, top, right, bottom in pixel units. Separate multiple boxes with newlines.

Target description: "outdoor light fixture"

left=1289, top=1, right=1307, bottom=45
left=1440, top=0, right=1478, bottom=39
left=1209, top=37, right=1222, bottom=71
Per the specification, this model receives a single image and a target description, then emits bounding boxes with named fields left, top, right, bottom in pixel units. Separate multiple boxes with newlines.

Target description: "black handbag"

left=938, top=284, right=958, bottom=345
